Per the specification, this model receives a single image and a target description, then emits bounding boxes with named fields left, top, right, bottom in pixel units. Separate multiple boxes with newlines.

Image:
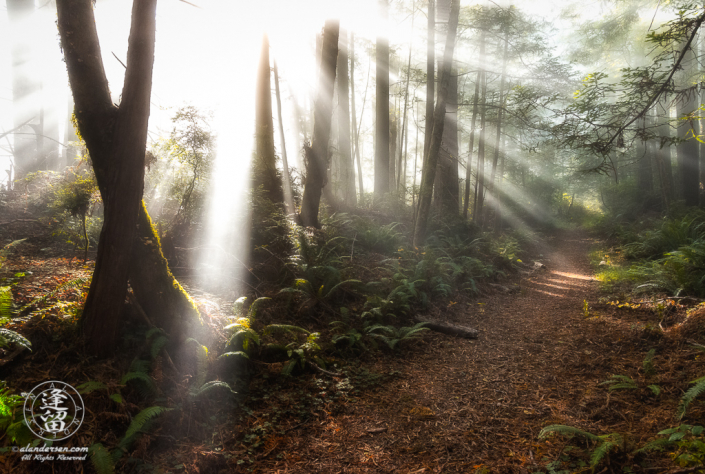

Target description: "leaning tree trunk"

left=412, top=0, right=460, bottom=246
left=299, top=20, right=339, bottom=228
left=423, top=0, right=435, bottom=162
left=57, top=0, right=201, bottom=356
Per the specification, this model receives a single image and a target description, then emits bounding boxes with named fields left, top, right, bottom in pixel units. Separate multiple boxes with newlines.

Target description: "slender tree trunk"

left=656, top=101, right=674, bottom=211
left=423, top=0, right=435, bottom=162
left=273, top=60, right=294, bottom=215
left=473, top=67, right=488, bottom=225
left=254, top=34, right=282, bottom=203
left=350, top=33, right=364, bottom=200
left=636, top=116, right=653, bottom=192
left=676, top=42, right=699, bottom=207
left=300, top=20, right=339, bottom=227
left=413, top=0, right=460, bottom=246
left=390, top=114, right=397, bottom=192
left=336, top=30, right=355, bottom=207
left=463, top=67, right=481, bottom=219
left=375, top=0, right=391, bottom=202
left=354, top=45, right=371, bottom=201
left=397, top=26, right=413, bottom=194
left=486, top=33, right=509, bottom=227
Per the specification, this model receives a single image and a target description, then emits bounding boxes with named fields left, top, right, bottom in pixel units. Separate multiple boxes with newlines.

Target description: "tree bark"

left=375, top=0, right=391, bottom=202
left=676, top=43, right=700, bottom=207
left=337, top=30, right=356, bottom=207
left=656, top=100, right=674, bottom=210
left=254, top=34, right=282, bottom=203
left=463, top=67, right=481, bottom=219
left=350, top=32, right=365, bottom=199
left=413, top=0, right=460, bottom=246
left=486, top=33, right=509, bottom=228
left=273, top=60, right=295, bottom=215
left=423, top=0, right=435, bottom=163
left=57, top=0, right=200, bottom=356
left=300, top=20, right=339, bottom=228
left=473, top=65, right=488, bottom=225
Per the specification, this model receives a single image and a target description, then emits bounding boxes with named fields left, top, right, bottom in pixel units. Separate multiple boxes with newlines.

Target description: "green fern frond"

left=218, top=351, right=249, bottom=360
left=635, top=437, right=674, bottom=454
left=120, top=371, right=156, bottom=397
left=119, top=406, right=172, bottom=447
left=366, top=324, right=395, bottom=335
left=76, top=381, right=107, bottom=394
left=677, top=377, right=705, bottom=420
left=88, top=443, right=115, bottom=474
left=150, top=335, right=168, bottom=360
left=322, top=279, right=362, bottom=299
left=0, top=328, right=31, bottom=351
left=282, top=359, right=297, bottom=376
left=648, top=384, right=661, bottom=396
left=233, top=296, right=248, bottom=316
left=189, top=381, right=235, bottom=399
left=248, top=297, right=271, bottom=319
left=19, top=277, right=89, bottom=312
left=145, top=327, right=165, bottom=340
left=399, top=322, right=430, bottom=338
left=643, top=349, right=656, bottom=376
left=538, top=424, right=601, bottom=441
left=590, top=438, right=620, bottom=467
left=600, top=374, right=637, bottom=390
left=0, top=287, right=12, bottom=321
left=262, top=324, right=310, bottom=336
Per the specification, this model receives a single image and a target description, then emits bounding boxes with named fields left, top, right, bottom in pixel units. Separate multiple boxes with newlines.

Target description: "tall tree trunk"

left=397, top=22, right=413, bottom=193
left=656, top=101, right=674, bottom=211
left=350, top=32, right=365, bottom=199
left=300, top=20, right=339, bottom=227
left=433, top=0, right=458, bottom=217
left=636, top=116, right=653, bottom=192
left=390, top=114, right=397, bottom=193
left=57, top=0, right=200, bottom=356
left=463, top=66, right=481, bottom=219
left=254, top=34, right=282, bottom=203
left=337, top=29, right=356, bottom=207
left=413, top=0, right=460, bottom=246
left=375, top=0, right=391, bottom=202
left=423, top=0, right=435, bottom=162
left=273, top=60, right=294, bottom=214
left=473, top=67, right=488, bottom=225
left=676, top=42, right=700, bottom=207
left=486, top=33, right=509, bottom=227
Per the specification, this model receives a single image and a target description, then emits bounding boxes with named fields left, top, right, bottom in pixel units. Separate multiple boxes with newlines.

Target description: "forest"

left=1, top=0, right=705, bottom=472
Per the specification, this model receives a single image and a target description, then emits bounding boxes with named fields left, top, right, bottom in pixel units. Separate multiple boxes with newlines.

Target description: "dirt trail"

left=257, top=230, right=633, bottom=473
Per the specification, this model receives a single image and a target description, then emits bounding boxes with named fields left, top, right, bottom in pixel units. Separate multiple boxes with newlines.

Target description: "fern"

left=76, top=381, right=107, bottom=394
left=19, top=277, right=89, bottom=313
left=262, top=324, right=310, bottom=336
left=121, top=360, right=156, bottom=398
left=677, top=376, right=705, bottom=420
left=189, top=380, right=235, bottom=400
left=218, top=351, right=249, bottom=360
left=248, top=297, right=271, bottom=320
left=590, top=435, right=622, bottom=467
left=643, top=348, right=657, bottom=376
left=0, top=328, right=31, bottom=351
left=0, top=287, right=11, bottom=322
left=150, top=335, right=168, bottom=360
left=121, top=406, right=171, bottom=445
left=599, top=374, right=638, bottom=391
left=539, top=424, right=601, bottom=442
left=88, top=443, right=115, bottom=474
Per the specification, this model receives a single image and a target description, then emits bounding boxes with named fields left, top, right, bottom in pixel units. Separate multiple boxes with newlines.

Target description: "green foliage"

left=366, top=322, right=429, bottom=351
left=121, top=359, right=157, bottom=398
left=19, top=277, right=89, bottom=317
left=88, top=443, right=115, bottom=474
left=643, top=348, right=657, bottom=377
left=0, top=381, right=33, bottom=447
left=599, top=374, right=638, bottom=391
left=539, top=425, right=624, bottom=471
left=677, top=375, right=705, bottom=421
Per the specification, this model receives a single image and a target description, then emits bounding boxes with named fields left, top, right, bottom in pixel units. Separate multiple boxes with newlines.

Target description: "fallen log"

left=413, top=317, right=479, bottom=339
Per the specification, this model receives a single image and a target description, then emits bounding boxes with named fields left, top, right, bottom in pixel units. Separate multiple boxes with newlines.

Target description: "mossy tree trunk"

left=57, top=0, right=200, bottom=356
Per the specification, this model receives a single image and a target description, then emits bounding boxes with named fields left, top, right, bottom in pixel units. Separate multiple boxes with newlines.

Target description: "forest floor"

left=223, top=229, right=704, bottom=474
left=2, top=207, right=704, bottom=473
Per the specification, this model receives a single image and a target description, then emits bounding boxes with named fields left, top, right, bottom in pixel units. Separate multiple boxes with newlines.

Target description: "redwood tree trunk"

left=463, top=67, right=481, bottom=219
left=337, top=30, right=356, bottom=207
left=413, top=0, right=460, bottom=246
left=300, top=20, right=339, bottom=227
left=375, top=0, right=391, bottom=202
left=57, top=0, right=200, bottom=356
